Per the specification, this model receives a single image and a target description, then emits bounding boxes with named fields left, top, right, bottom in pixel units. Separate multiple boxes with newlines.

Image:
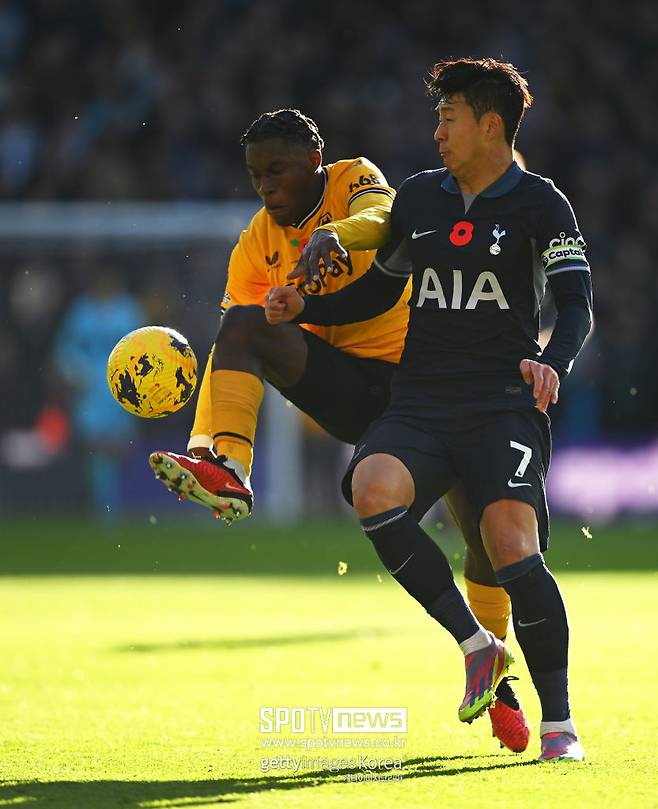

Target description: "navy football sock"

left=361, top=508, right=480, bottom=643
left=497, top=554, right=571, bottom=722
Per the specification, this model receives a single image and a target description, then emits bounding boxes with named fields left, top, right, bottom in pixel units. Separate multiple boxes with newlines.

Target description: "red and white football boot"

left=488, top=676, right=530, bottom=752
left=149, top=450, right=252, bottom=523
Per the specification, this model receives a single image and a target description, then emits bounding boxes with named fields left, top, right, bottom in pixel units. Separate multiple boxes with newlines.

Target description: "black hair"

left=427, top=58, right=533, bottom=146
left=240, top=109, right=324, bottom=150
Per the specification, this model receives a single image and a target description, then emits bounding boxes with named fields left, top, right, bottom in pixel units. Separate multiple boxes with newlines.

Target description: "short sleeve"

left=373, top=189, right=412, bottom=278
left=336, top=157, right=395, bottom=211
left=536, top=185, right=590, bottom=278
left=222, top=228, right=270, bottom=312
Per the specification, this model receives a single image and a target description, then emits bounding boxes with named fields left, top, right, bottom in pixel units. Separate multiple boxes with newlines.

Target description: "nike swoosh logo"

left=508, top=479, right=532, bottom=488
left=224, top=481, right=244, bottom=491
left=411, top=229, right=437, bottom=240
left=389, top=553, right=414, bottom=575
left=517, top=617, right=547, bottom=628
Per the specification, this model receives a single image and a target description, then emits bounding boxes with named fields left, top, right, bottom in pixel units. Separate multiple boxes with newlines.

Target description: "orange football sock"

left=465, top=578, right=512, bottom=641
left=210, top=370, right=264, bottom=477
left=189, top=351, right=213, bottom=443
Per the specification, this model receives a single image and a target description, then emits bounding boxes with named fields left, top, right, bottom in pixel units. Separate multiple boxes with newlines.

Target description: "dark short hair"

left=240, top=109, right=324, bottom=151
left=427, top=58, right=533, bottom=145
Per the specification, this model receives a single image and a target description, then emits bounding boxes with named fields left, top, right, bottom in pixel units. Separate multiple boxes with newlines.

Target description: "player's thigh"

left=453, top=408, right=551, bottom=553
left=215, top=305, right=308, bottom=386
left=276, top=329, right=394, bottom=444
left=342, top=414, right=457, bottom=515
left=444, top=483, right=498, bottom=586
left=351, top=453, right=415, bottom=517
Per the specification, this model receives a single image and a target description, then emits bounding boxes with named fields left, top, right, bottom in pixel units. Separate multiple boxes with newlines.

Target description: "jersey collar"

left=292, top=168, right=328, bottom=229
left=441, top=160, right=524, bottom=198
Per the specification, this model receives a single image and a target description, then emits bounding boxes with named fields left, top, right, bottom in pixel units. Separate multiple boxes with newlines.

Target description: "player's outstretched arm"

left=267, top=263, right=407, bottom=327
left=288, top=192, right=393, bottom=284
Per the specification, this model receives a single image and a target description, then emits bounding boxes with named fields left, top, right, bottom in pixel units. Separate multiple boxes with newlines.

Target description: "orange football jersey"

left=222, top=157, right=410, bottom=362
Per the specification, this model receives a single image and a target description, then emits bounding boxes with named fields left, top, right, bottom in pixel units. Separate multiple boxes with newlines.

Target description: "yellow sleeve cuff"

left=314, top=191, right=393, bottom=250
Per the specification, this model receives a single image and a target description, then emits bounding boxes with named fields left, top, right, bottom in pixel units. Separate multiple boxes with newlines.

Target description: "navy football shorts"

left=277, top=328, right=395, bottom=445
left=342, top=404, right=552, bottom=550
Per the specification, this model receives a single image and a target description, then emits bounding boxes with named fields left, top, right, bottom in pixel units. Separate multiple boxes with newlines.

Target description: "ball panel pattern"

left=107, top=326, right=197, bottom=418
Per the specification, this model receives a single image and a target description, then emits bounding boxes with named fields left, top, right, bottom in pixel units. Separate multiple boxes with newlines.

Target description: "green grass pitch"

left=0, top=517, right=656, bottom=809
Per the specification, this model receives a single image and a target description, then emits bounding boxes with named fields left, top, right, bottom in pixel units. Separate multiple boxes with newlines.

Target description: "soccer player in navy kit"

left=266, top=58, right=592, bottom=762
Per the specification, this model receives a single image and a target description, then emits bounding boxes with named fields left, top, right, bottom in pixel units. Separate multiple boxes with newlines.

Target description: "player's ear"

left=308, top=148, right=322, bottom=171
left=482, top=111, right=504, bottom=141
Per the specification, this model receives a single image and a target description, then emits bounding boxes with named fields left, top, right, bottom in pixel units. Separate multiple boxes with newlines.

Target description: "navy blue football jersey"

left=375, top=161, right=590, bottom=399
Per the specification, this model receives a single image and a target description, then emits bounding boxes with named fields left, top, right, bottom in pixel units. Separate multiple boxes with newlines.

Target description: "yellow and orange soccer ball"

left=107, top=326, right=197, bottom=418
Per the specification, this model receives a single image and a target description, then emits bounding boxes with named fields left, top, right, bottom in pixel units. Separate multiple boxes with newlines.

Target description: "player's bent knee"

left=491, top=539, right=538, bottom=571
left=215, top=305, right=269, bottom=348
left=480, top=499, right=540, bottom=570
left=351, top=454, right=414, bottom=519
left=352, top=483, right=401, bottom=519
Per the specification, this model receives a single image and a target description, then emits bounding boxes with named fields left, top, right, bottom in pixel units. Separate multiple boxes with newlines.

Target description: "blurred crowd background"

left=1, top=0, right=656, bottom=519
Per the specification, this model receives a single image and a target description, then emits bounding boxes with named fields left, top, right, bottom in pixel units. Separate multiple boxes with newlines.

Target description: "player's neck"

left=292, top=169, right=326, bottom=227
left=453, top=150, right=514, bottom=196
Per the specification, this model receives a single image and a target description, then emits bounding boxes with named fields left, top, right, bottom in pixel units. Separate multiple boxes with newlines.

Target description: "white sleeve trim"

left=545, top=264, right=591, bottom=277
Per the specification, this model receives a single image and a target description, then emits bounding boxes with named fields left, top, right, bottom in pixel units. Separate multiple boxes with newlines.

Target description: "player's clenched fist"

left=265, top=286, right=305, bottom=324
left=519, top=358, right=560, bottom=413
